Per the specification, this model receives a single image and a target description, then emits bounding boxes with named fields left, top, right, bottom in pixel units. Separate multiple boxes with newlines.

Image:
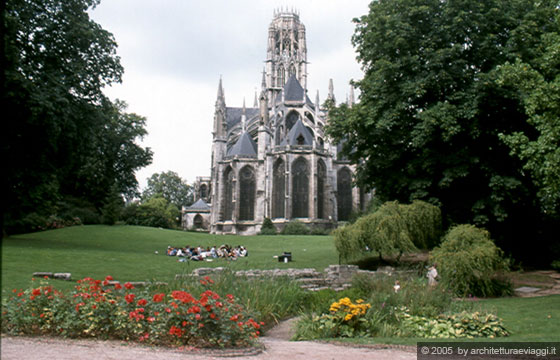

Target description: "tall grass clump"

left=172, top=271, right=309, bottom=327
left=431, top=224, right=511, bottom=297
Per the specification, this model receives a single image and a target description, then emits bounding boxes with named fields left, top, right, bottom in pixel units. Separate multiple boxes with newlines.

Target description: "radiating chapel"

left=184, top=9, right=370, bottom=234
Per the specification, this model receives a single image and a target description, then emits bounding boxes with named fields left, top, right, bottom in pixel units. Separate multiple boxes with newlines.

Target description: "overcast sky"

left=89, top=0, right=371, bottom=190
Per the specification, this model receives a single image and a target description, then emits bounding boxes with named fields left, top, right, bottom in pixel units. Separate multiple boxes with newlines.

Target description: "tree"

left=122, top=197, right=180, bottom=229
left=327, top=0, right=560, bottom=263
left=142, top=171, right=193, bottom=210
left=431, top=224, right=510, bottom=297
left=496, top=32, right=560, bottom=215
left=1, top=0, right=152, bottom=235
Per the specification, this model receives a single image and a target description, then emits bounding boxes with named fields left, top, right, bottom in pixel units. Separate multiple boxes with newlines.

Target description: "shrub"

left=1, top=276, right=262, bottom=348
left=334, top=201, right=416, bottom=263
left=294, top=297, right=372, bottom=340
left=401, top=200, right=442, bottom=249
left=258, top=218, right=277, bottom=235
left=397, top=307, right=509, bottom=338
left=281, top=220, right=310, bottom=235
left=122, top=197, right=179, bottom=229
left=430, top=224, right=511, bottom=297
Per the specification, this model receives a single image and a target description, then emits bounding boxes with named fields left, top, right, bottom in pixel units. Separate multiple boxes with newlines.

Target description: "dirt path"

left=1, top=317, right=416, bottom=360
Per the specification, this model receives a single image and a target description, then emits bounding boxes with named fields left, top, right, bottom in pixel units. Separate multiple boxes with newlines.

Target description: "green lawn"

left=1, top=225, right=338, bottom=296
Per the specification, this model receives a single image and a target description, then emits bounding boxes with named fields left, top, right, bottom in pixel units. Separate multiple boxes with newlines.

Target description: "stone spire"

left=348, top=84, right=355, bottom=107
left=241, top=98, right=247, bottom=131
left=327, top=78, right=336, bottom=103
left=253, top=88, right=258, bottom=108
left=213, top=77, right=226, bottom=138
left=315, top=90, right=320, bottom=112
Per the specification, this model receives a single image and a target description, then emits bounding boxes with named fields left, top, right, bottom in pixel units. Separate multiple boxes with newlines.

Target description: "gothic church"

left=185, top=10, right=368, bottom=235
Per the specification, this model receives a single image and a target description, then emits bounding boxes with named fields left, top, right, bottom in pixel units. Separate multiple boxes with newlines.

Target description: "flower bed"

left=1, top=276, right=263, bottom=348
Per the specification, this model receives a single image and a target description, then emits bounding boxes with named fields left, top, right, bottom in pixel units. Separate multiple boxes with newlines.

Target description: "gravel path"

left=1, top=317, right=416, bottom=360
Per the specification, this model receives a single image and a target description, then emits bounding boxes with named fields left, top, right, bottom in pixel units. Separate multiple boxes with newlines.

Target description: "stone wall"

left=176, top=265, right=416, bottom=291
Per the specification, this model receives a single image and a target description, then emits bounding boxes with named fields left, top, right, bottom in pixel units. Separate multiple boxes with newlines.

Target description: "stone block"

left=33, top=272, right=53, bottom=278
left=53, top=273, right=71, bottom=281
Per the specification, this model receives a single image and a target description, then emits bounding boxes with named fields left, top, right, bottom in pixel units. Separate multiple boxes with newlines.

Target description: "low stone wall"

left=176, top=265, right=416, bottom=291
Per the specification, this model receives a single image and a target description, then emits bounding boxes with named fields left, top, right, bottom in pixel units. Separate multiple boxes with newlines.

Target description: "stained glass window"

left=272, top=159, right=285, bottom=218
left=292, top=157, right=309, bottom=218
left=337, top=167, right=353, bottom=221
left=223, top=167, right=233, bottom=221
left=317, top=160, right=326, bottom=219
left=239, top=166, right=255, bottom=221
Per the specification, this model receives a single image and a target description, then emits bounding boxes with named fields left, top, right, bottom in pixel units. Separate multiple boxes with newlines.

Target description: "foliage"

left=294, top=297, right=372, bottom=340
left=326, top=0, right=560, bottom=264
left=281, top=220, right=311, bottom=235
left=334, top=201, right=419, bottom=262
left=295, top=275, right=509, bottom=340
left=258, top=218, right=277, bottom=235
left=431, top=225, right=511, bottom=297
left=1, top=276, right=262, bottom=348
left=142, top=171, right=193, bottom=210
left=173, top=272, right=309, bottom=329
left=2, top=0, right=152, bottom=236
left=402, top=200, right=442, bottom=249
left=122, top=198, right=179, bottom=229
left=551, top=260, right=560, bottom=271
left=397, top=307, right=509, bottom=339
left=496, top=33, right=560, bottom=215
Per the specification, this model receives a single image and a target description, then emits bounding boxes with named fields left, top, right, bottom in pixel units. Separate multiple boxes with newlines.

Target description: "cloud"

left=90, top=0, right=371, bottom=188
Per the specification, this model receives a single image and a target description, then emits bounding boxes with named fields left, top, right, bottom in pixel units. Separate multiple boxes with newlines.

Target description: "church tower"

left=265, top=9, right=307, bottom=98
left=189, top=9, right=368, bottom=235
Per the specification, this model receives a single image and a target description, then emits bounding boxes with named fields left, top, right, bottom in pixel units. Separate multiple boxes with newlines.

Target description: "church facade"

left=186, top=10, right=369, bottom=235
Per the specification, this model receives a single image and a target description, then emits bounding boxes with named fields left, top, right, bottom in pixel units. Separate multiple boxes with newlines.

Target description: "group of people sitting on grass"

left=166, top=244, right=248, bottom=261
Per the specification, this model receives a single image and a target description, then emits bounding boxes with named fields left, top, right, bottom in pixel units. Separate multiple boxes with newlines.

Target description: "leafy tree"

left=327, top=0, right=560, bottom=263
left=142, top=171, right=193, bottom=209
left=334, top=201, right=417, bottom=263
left=431, top=224, right=511, bottom=297
left=122, top=197, right=179, bottom=229
left=1, top=0, right=152, bottom=234
left=496, top=32, right=560, bottom=215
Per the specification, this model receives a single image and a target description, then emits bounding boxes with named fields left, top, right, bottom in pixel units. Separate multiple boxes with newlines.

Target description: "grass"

left=1, top=225, right=338, bottom=296
left=328, top=295, right=560, bottom=345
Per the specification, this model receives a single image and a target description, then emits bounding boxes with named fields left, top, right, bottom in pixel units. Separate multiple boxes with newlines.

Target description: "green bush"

left=258, top=218, right=277, bottom=235
left=122, top=197, right=179, bottom=229
left=402, top=200, right=442, bottom=249
left=397, top=307, right=509, bottom=338
left=1, top=276, right=263, bottom=348
left=334, top=201, right=416, bottom=263
left=281, top=220, right=310, bottom=235
left=430, top=224, right=511, bottom=297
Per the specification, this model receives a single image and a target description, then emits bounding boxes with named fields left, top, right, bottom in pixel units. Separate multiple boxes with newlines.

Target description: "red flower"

left=187, top=305, right=201, bottom=314
left=171, top=290, right=195, bottom=304
left=124, top=282, right=134, bottom=290
left=137, top=298, right=147, bottom=306
left=125, top=293, right=136, bottom=304
left=105, top=275, right=114, bottom=281
left=169, top=325, right=183, bottom=337
left=152, top=293, right=165, bottom=303
left=32, top=288, right=41, bottom=296
left=210, top=313, right=216, bottom=319
left=75, top=302, right=85, bottom=312
left=203, top=276, right=214, bottom=284
left=195, top=314, right=201, bottom=320
left=114, top=283, right=123, bottom=290
left=147, top=317, right=155, bottom=323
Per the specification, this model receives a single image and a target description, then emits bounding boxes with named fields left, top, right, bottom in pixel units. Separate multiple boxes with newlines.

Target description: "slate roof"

left=226, top=107, right=259, bottom=130
left=226, top=131, right=258, bottom=157
left=278, top=75, right=315, bottom=107
left=280, top=118, right=314, bottom=146
left=186, top=198, right=211, bottom=212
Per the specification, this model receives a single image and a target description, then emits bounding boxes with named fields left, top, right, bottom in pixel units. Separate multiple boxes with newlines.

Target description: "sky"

left=89, top=0, right=371, bottom=190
